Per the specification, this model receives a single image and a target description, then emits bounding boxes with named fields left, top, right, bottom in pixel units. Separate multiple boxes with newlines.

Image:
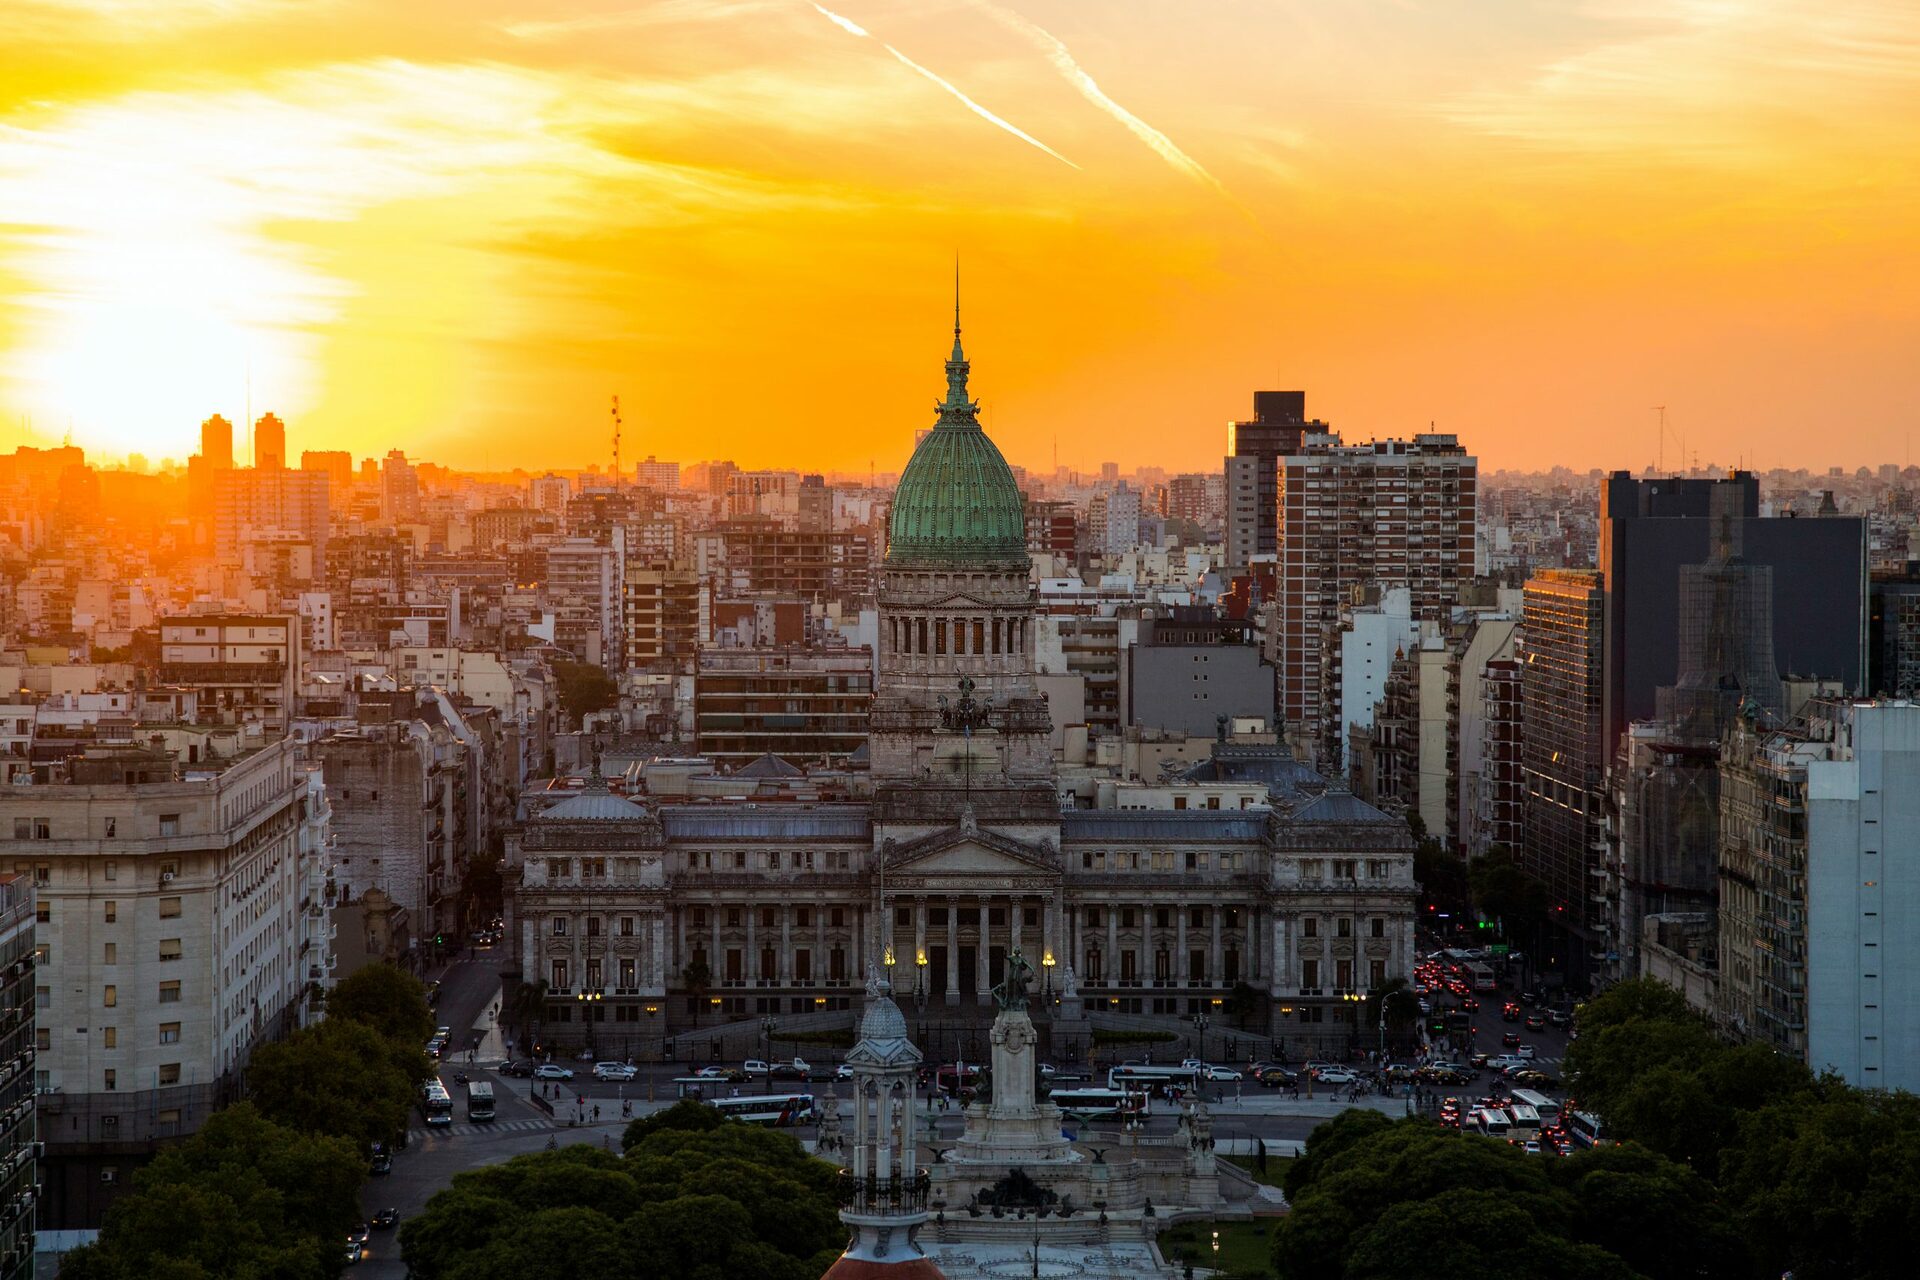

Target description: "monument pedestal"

left=947, top=1008, right=1075, bottom=1168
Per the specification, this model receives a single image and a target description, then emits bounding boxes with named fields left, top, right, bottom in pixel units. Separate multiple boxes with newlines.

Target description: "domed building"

left=504, top=294, right=1419, bottom=1071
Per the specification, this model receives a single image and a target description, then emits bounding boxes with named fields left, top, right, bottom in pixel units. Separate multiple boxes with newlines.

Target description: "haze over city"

left=4, top=0, right=1919, bottom=473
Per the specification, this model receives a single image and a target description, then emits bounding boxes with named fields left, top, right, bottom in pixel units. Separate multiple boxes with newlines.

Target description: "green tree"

left=1413, top=834, right=1471, bottom=923
left=402, top=1125, right=842, bottom=1280
left=324, top=962, right=435, bottom=1047
left=1344, top=1189, right=1643, bottom=1280
left=622, top=1097, right=725, bottom=1147
left=249, top=1017, right=426, bottom=1151
left=57, top=1104, right=362, bottom=1280
left=1283, top=1106, right=1393, bottom=1201
left=1718, top=1083, right=1920, bottom=1280
left=682, top=957, right=713, bottom=1023
left=1550, top=1143, right=1747, bottom=1280
left=553, top=660, right=617, bottom=724
left=1362, top=977, right=1422, bottom=1049
left=1225, top=980, right=1262, bottom=1028
left=1467, top=845, right=1547, bottom=927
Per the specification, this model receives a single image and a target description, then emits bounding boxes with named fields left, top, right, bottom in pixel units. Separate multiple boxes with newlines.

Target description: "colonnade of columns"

left=878, top=891, right=1062, bottom=1006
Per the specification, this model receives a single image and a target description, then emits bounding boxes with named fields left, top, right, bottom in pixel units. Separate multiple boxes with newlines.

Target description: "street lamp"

left=1042, top=950, right=1056, bottom=1000
left=915, top=949, right=929, bottom=1012
left=761, top=1015, right=776, bottom=1095
left=577, top=988, right=603, bottom=1057
left=1191, top=1008, right=1211, bottom=1061
left=884, top=945, right=896, bottom=991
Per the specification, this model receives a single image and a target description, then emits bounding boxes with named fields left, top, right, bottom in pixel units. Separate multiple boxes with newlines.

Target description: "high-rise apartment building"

left=199, top=414, right=233, bottom=471
left=623, top=562, right=702, bottom=665
left=4, top=738, right=329, bottom=1226
left=381, top=450, right=420, bottom=522
left=1223, top=390, right=1322, bottom=569
left=633, top=456, right=680, bottom=490
left=252, top=412, right=285, bottom=470
left=0, top=873, right=34, bottom=1279
left=693, top=648, right=874, bottom=766
left=300, top=449, right=353, bottom=496
left=545, top=538, right=621, bottom=669
left=1519, top=569, right=1606, bottom=965
left=1276, top=434, right=1477, bottom=764
left=211, top=467, right=330, bottom=565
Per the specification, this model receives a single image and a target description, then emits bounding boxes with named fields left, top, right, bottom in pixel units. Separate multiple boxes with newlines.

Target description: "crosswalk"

left=406, top=1117, right=554, bottom=1144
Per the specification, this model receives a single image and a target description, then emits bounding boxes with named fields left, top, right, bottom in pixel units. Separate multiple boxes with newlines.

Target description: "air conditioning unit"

left=161, top=872, right=175, bottom=882
left=99, top=1169, right=114, bottom=1184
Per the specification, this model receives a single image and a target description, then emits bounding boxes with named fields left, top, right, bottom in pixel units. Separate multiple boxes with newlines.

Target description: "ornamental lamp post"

left=915, top=949, right=929, bottom=1012
left=1042, top=950, right=1056, bottom=1000
left=761, top=1015, right=776, bottom=1095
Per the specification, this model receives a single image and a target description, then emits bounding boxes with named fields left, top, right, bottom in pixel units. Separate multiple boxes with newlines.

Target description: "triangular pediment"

left=923, top=591, right=996, bottom=609
left=885, top=827, right=1059, bottom=877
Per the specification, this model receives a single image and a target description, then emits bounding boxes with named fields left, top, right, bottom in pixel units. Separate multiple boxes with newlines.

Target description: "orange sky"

left=2, top=0, right=1918, bottom=477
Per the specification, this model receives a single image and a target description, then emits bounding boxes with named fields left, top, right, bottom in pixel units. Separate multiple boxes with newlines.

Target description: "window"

left=158, top=1064, right=180, bottom=1085
left=34, top=986, right=47, bottom=1010
left=1369, top=917, right=1385, bottom=939
left=159, top=938, right=182, bottom=961
left=158, top=981, right=181, bottom=1004
left=34, top=1029, right=48, bottom=1051
left=1302, top=959, right=1320, bottom=989
left=1085, top=907, right=1102, bottom=928
left=1155, top=908, right=1171, bottom=929
left=157, top=1109, right=180, bottom=1125
left=104, top=1069, right=117, bottom=1091
left=1303, top=917, right=1319, bottom=938
left=34, top=903, right=48, bottom=924
left=33, top=819, right=49, bottom=840
left=103, top=942, right=116, bottom=964
left=1337, top=918, right=1352, bottom=939
left=620, top=916, right=634, bottom=937
left=159, top=814, right=180, bottom=837
left=551, top=961, right=569, bottom=989
left=547, top=858, right=572, bottom=878
left=103, top=1026, right=116, bottom=1049
left=10, top=820, right=25, bottom=840
left=104, top=901, right=116, bottom=923
left=159, top=897, right=181, bottom=918
left=159, top=1023, right=181, bottom=1044
left=551, top=916, right=568, bottom=936
left=32, top=863, right=48, bottom=885
left=104, top=860, right=117, bottom=880
left=103, top=985, right=116, bottom=1008
left=586, top=916, right=601, bottom=937
left=1190, top=908, right=1206, bottom=928
left=104, top=818, right=116, bottom=838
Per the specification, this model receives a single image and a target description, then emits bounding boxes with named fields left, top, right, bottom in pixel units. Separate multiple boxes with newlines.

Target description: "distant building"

left=299, top=449, right=353, bottom=495
left=157, top=614, right=300, bottom=732
left=252, top=412, right=286, bottom=470
left=633, top=456, right=680, bottom=490
left=1124, top=614, right=1273, bottom=737
left=694, top=647, right=873, bottom=767
left=381, top=450, right=420, bottom=522
left=1223, top=390, right=1317, bottom=567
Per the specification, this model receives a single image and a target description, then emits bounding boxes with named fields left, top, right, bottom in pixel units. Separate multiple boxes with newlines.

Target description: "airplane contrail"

left=810, top=4, right=1079, bottom=170
left=971, top=1, right=1227, bottom=196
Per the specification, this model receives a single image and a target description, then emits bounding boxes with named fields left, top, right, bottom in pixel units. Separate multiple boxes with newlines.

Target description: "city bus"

left=1051, top=1088, right=1149, bottom=1121
left=1473, top=1108, right=1511, bottom=1140
left=705, top=1092, right=816, bottom=1127
left=1566, top=1110, right=1611, bottom=1148
left=419, top=1079, right=454, bottom=1127
left=1107, top=1064, right=1201, bottom=1095
left=673, top=1077, right=715, bottom=1099
left=1508, top=1089, right=1560, bottom=1124
left=1505, top=1103, right=1541, bottom=1141
left=466, top=1080, right=495, bottom=1122
left=933, top=1064, right=986, bottom=1096
left=1466, top=962, right=1498, bottom=992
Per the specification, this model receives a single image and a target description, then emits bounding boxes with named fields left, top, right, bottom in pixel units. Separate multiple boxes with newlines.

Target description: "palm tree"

left=506, top=978, right=549, bottom=1056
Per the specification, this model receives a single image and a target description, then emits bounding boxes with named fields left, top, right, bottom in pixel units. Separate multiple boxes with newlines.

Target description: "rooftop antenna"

left=1653, top=406, right=1666, bottom=473
left=610, top=394, right=622, bottom=487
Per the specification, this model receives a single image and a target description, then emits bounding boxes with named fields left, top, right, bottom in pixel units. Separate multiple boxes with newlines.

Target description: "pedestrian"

left=593, top=1104, right=601, bottom=1122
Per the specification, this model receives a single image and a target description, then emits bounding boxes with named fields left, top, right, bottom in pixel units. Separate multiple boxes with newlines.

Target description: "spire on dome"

left=939, top=258, right=976, bottom=424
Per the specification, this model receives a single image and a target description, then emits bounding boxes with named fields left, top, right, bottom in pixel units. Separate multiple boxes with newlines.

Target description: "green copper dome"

left=886, top=316, right=1028, bottom=568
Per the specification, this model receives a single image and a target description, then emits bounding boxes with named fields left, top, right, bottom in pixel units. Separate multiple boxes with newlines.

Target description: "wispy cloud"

left=502, top=0, right=787, bottom=41
left=1439, top=0, right=1920, bottom=163
left=970, top=1, right=1224, bottom=195
left=809, top=4, right=1079, bottom=170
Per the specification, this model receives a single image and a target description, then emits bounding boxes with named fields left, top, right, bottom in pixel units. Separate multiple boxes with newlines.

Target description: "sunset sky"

left=2, top=1, right=1917, bottom=476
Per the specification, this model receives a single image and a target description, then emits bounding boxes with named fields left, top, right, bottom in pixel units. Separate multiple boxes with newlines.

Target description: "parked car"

left=1314, top=1067, right=1358, bottom=1085
left=835, top=1064, right=854, bottom=1081
left=533, top=1063, right=575, bottom=1080
left=697, top=1065, right=746, bottom=1082
left=743, top=1059, right=771, bottom=1077
left=372, top=1209, right=399, bottom=1230
left=593, top=1062, right=638, bottom=1082
left=369, top=1152, right=392, bottom=1176
left=1256, top=1067, right=1298, bottom=1088
left=1203, top=1066, right=1243, bottom=1082
left=770, top=1060, right=810, bottom=1082
left=499, top=1058, right=535, bottom=1077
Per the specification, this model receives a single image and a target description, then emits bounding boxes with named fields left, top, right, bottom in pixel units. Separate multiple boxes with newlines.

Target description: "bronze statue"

left=990, top=947, right=1034, bottom=1011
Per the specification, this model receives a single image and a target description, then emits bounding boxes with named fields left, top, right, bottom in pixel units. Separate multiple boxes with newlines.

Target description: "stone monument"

left=947, top=948, right=1074, bottom=1168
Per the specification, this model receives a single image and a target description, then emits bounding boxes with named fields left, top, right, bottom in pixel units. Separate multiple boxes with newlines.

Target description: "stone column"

left=815, top=905, right=826, bottom=990
left=1210, top=904, right=1224, bottom=985
left=746, top=908, right=758, bottom=985
left=651, top=914, right=665, bottom=990
left=1105, top=904, right=1118, bottom=984
left=779, top=905, right=793, bottom=986
left=1010, top=893, right=1023, bottom=956
left=946, top=896, right=960, bottom=1004
left=709, top=908, right=720, bottom=977
left=1176, top=905, right=1189, bottom=989
left=976, top=899, right=991, bottom=1004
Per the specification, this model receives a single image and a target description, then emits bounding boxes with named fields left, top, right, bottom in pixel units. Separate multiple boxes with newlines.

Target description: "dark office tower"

left=199, top=413, right=233, bottom=470
left=254, top=412, right=286, bottom=470
left=1868, top=563, right=1920, bottom=696
left=1598, top=471, right=1866, bottom=758
left=1519, top=569, right=1606, bottom=971
left=1224, top=390, right=1329, bottom=567
left=1656, top=503, right=1784, bottom=740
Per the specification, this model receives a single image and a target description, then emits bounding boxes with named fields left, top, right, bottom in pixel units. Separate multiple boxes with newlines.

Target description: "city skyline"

left=4, top=1, right=1919, bottom=474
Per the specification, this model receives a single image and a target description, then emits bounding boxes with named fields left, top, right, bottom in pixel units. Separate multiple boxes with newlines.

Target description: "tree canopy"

left=401, top=1123, right=844, bottom=1280
left=552, top=659, right=618, bottom=724
left=248, top=1016, right=428, bottom=1151
left=323, top=962, right=436, bottom=1047
left=56, top=1104, right=363, bottom=1280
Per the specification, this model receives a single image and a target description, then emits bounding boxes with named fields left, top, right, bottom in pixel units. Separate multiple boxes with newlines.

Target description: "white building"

left=2, top=736, right=329, bottom=1224
left=1805, top=701, right=1920, bottom=1092
left=1333, top=587, right=1415, bottom=770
